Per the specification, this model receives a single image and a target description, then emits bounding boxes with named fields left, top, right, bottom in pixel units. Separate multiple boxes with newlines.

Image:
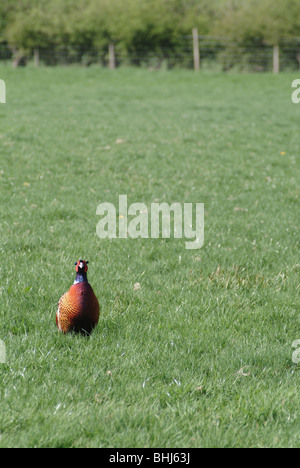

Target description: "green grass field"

left=0, top=65, right=299, bottom=448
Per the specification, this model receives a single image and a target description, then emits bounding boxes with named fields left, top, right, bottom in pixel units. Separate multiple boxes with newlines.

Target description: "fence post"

left=34, top=48, right=40, bottom=67
left=273, top=45, right=280, bottom=73
left=192, top=28, right=200, bottom=71
left=109, top=43, right=116, bottom=70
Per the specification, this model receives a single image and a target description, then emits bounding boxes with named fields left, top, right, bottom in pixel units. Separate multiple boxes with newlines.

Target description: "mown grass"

left=0, top=65, right=299, bottom=448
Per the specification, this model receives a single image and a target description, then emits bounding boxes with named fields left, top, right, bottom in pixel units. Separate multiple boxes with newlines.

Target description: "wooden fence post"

left=34, top=48, right=40, bottom=67
left=109, top=43, right=116, bottom=70
left=192, top=28, right=200, bottom=71
left=273, top=45, right=280, bottom=73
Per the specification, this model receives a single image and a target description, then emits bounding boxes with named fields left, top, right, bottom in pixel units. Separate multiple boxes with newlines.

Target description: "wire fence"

left=1, top=36, right=300, bottom=71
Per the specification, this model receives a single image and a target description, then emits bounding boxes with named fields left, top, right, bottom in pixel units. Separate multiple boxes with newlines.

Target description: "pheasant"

left=56, top=260, right=100, bottom=334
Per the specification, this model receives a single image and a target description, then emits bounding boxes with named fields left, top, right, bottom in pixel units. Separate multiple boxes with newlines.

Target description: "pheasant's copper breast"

left=57, top=282, right=100, bottom=334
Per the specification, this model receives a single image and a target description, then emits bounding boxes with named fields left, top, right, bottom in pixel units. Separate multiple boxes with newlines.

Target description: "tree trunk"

left=12, top=48, right=27, bottom=67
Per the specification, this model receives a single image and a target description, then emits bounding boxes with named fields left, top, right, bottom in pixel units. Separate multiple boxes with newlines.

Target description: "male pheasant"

left=56, top=260, right=100, bottom=334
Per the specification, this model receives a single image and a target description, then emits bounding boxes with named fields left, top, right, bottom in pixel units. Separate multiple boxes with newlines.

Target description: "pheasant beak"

left=79, top=262, right=84, bottom=269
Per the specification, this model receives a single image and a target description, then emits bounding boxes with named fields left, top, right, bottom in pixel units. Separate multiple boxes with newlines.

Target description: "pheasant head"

left=74, top=259, right=89, bottom=284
